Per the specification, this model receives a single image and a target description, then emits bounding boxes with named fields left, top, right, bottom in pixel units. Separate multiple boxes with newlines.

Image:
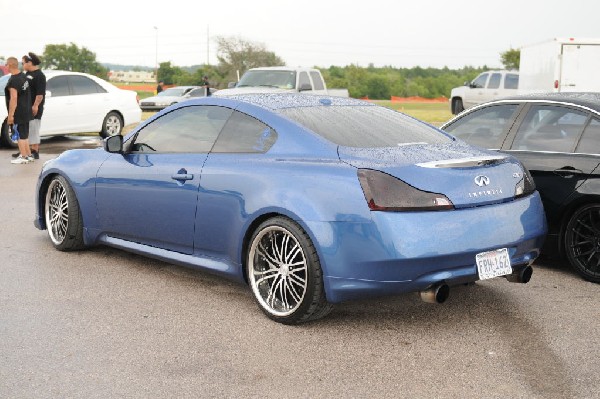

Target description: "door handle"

left=171, top=173, right=194, bottom=181
left=554, top=167, right=583, bottom=176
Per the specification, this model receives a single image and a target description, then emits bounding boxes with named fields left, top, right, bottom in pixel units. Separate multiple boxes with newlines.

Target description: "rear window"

left=279, top=106, right=451, bottom=147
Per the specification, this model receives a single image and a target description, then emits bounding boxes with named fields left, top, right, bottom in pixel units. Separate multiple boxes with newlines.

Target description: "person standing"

left=4, top=57, right=32, bottom=164
left=156, top=80, right=164, bottom=94
left=201, top=75, right=211, bottom=96
left=22, top=52, right=45, bottom=159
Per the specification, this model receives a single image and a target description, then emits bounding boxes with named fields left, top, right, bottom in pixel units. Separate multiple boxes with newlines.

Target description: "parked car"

left=450, top=70, right=519, bottom=114
left=34, top=94, right=546, bottom=324
left=442, top=93, right=600, bottom=283
left=139, top=86, right=216, bottom=111
left=0, top=71, right=141, bottom=147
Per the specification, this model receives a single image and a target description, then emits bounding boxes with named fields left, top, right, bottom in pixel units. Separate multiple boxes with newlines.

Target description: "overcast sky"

left=2, top=0, right=599, bottom=70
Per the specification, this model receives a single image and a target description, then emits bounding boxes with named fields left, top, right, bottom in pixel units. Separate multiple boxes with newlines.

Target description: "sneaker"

left=26, top=155, right=35, bottom=162
left=11, top=155, right=31, bottom=164
left=11, top=152, right=20, bottom=158
left=32, top=151, right=39, bottom=159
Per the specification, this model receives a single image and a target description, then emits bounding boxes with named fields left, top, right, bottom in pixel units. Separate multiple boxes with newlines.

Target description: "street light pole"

left=154, top=26, right=158, bottom=83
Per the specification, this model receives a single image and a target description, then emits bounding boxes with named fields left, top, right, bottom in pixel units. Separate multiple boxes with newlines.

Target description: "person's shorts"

left=14, top=122, right=29, bottom=140
left=29, top=119, right=41, bottom=145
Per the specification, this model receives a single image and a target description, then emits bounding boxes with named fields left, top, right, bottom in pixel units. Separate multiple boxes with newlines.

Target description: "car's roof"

left=220, top=93, right=372, bottom=110
left=498, top=92, right=600, bottom=111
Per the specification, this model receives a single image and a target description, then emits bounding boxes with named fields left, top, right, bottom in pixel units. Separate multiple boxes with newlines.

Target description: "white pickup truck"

left=214, top=66, right=349, bottom=97
left=449, top=70, right=519, bottom=114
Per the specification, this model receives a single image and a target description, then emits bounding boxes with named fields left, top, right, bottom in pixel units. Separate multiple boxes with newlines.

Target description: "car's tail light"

left=357, top=169, right=454, bottom=211
left=515, top=167, right=536, bottom=198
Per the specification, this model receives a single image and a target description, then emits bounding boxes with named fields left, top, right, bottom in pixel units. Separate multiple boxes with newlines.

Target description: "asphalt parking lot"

left=0, top=138, right=599, bottom=399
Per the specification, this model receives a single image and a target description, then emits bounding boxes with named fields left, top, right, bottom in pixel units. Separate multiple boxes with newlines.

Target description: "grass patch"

left=373, top=100, right=453, bottom=126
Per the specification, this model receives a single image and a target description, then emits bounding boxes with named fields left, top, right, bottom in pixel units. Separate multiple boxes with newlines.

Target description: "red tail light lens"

left=358, top=169, right=454, bottom=211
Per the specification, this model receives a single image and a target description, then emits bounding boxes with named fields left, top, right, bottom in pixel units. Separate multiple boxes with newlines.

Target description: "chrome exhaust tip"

left=419, top=284, right=450, bottom=304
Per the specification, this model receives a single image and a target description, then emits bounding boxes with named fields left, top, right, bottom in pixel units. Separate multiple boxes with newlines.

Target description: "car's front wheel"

left=100, top=112, right=123, bottom=138
left=452, top=98, right=464, bottom=115
left=0, top=118, right=18, bottom=148
left=44, top=175, right=85, bottom=251
left=247, top=217, right=333, bottom=324
left=564, top=204, right=600, bottom=283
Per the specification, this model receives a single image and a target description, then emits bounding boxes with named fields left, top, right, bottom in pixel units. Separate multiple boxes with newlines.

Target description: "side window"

left=309, top=71, right=325, bottom=90
left=511, top=105, right=587, bottom=152
left=443, top=104, right=518, bottom=148
left=487, top=73, right=501, bottom=89
left=471, top=73, right=488, bottom=89
left=46, top=76, right=70, bottom=97
left=69, top=76, right=106, bottom=95
left=576, top=118, right=600, bottom=153
left=187, top=88, right=207, bottom=97
left=298, top=72, right=311, bottom=90
left=131, top=105, right=232, bottom=153
left=212, top=111, right=277, bottom=153
left=505, top=73, right=519, bottom=89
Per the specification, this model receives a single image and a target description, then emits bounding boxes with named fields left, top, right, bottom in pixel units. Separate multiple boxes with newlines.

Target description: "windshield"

left=158, top=87, right=188, bottom=97
left=0, top=74, right=10, bottom=96
left=279, top=106, right=452, bottom=148
left=237, top=70, right=296, bottom=89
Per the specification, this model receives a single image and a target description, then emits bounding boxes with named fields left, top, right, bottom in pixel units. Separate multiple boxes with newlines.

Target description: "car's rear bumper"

left=307, top=193, right=547, bottom=303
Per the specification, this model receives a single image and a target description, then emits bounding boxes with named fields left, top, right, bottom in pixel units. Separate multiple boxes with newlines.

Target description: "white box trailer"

left=519, top=38, right=600, bottom=93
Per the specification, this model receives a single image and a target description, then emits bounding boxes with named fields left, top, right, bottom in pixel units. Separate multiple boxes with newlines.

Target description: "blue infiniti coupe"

left=34, top=94, right=547, bottom=324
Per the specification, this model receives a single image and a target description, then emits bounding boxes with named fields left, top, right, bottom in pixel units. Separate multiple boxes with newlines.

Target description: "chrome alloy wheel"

left=248, top=226, right=308, bottom=317
left=104, top=114, right=122, bottom=136
left=45, top=178, right=69, bottom=245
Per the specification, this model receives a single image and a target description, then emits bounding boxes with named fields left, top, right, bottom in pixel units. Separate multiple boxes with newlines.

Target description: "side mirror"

left=103, top=134, right=123, bottom=154
left=298, top=83, right=312, bottom=92
left=227, top=82, right=237, bottom=88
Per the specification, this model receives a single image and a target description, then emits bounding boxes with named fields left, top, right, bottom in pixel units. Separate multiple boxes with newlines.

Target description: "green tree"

left=500, top=48, right=520, bottom=70
left=215, top=36, right=285, bottom=84
left=43, top=43, right=108, bottom=78
left=157, top=61, right=184, bottom=85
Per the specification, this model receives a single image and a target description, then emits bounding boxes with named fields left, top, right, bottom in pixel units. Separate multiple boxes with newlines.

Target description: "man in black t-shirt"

left=4, top=57, right=32, bottom=164
left=21, top=52, right=46, bottom=159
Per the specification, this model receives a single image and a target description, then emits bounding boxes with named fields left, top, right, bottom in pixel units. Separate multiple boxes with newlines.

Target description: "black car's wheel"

left=44, top=175, right=85, bottom=251
left=564, top=204, right=600, bottom=283
left=247, top=217, right=333, bottom=324
left=100, top=111, right=123, bottom=138
left=452, top=98, right=464, bottom=115
left=0, top=118, right=18, bottom=148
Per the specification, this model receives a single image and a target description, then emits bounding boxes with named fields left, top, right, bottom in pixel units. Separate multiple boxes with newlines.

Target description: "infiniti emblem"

left=474, top=175, right=490, bottom=187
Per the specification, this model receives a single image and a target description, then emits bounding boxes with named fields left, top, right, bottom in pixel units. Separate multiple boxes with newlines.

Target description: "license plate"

left=476, top=248, right=512, bottom=280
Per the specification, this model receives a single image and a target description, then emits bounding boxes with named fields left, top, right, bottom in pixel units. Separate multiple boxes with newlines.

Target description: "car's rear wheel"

left=44, top=175, right=85, bottom=251
left=100, top=112, right=123, bottom=138
left=0, top=118, right=18, bottom=148
left=564, top=204, right=600, bottom=283
left=247, top=217, right=332, bottom=324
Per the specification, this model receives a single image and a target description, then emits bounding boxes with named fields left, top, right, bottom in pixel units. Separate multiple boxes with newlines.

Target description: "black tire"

left=99, top=111, right=123, bottom=138
left=0, top=118, right=18, bottom=148
left=564, top=204, right=600, bottom=283
left=452, top=98, right=464, bottom=115
left=247, top=216, right=333, bottom=324
left=44, top=175, right=85, bottom=251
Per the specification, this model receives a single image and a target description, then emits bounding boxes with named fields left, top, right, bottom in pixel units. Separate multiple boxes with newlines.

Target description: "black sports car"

left=442, top=93, right=600, bottom=283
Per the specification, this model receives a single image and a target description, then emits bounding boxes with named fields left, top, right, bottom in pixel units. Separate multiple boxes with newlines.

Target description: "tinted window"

left=237, top=70, right=296, bottom=89
left=504, top=73, right=519, bottom=89
left=280, top=106, right=451, bottom=147
left=298, top=72, right=311, bottom=89
left=444, top=104, right=518, bottom=148
left=488, top=73, right=501, bottom=89
left=309, top=71, right=325, bottom=90
left=46, top=76, right=70, bottom=97
left=187, top=88, right=207, bottom=97
left=576, top=118, right=600, bottom=154
left=69, top=76, right=106, bottom=95
left=212, top=111, right=277, bottom=153
left=472, top=73, right=488, bottom=88
left=131, top=105, right=232, bottom=153
left=511, top=105, right=587, bottom=152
